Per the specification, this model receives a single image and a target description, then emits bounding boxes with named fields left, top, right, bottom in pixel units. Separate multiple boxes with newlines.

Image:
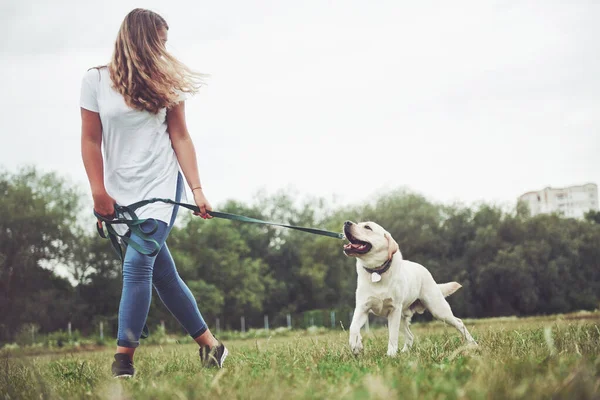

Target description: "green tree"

left=169, top=214, right=274, bottom=329
left=0, top=167, right=81, bottom=342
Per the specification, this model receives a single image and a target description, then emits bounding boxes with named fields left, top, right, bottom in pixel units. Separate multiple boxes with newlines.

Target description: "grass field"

left=1, top=313, right=599, bottom=400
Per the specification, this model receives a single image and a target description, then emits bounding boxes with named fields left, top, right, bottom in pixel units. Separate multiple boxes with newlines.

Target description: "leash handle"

left=94, top=207, right=162, bottom=259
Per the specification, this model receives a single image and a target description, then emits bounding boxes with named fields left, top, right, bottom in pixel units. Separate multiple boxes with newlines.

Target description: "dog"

left=343, top=220, right=477, bottom=357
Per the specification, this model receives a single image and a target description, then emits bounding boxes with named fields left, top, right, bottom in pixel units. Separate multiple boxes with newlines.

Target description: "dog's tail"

left=409, top=282, right=462, bottom=315
left=438, top=282, right=462, bottom=297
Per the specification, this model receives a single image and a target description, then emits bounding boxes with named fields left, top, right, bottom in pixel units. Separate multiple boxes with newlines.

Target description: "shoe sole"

left=219, top=347, right=229, bottom=368
left=114, top=374, right=133, bottom=379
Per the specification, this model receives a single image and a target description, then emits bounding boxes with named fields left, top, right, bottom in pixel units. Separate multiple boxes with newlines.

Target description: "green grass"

left=1, top=314, right=599, bottom=399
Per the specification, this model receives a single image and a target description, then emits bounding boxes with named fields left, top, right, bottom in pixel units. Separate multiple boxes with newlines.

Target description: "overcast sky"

left=2, top=0, right=599, bottom=211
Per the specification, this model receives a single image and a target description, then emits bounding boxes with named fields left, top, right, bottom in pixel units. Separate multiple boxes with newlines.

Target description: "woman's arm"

left=81, top=108, right=115, bottom=217
left=167, top=101, right=212, bottom=218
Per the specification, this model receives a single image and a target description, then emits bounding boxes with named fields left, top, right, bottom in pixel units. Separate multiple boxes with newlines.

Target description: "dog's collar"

left=363, top=256, right=393, bottom=275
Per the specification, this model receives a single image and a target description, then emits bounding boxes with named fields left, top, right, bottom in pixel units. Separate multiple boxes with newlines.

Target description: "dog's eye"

left=364, top=225, right=372, bottom=231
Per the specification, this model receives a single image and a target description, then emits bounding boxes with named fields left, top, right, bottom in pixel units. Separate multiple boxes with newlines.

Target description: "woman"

left=80, top=8, right=227, bottom=377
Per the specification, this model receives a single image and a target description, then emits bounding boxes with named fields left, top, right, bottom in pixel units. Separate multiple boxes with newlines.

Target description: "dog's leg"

left=386, top=308, right=402, bottom=357
left=349, top=308, right=369, bottom=355
left=400, top=312, right=414, bottom=353
left=424, top=295, right=477, bottom=345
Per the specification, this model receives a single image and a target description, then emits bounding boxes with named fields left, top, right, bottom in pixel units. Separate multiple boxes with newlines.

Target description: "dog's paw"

left=400, top=345, right=410, bottom=353
left=349, top=336, right=363, bottom=355
left=350, top=343, right=363, bottom=355
left=386, top=348, right=398, bottom=357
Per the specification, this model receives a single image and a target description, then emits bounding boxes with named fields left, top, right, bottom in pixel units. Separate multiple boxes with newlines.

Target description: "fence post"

left=264, top=315, right=269, bottom=331
left=365, top=316, right=370, bottom=332
left=31, top=325, right=35, bottom=343
left=216, top=318, right=220, bottom=334
left=286, top=313, right=292, bottom=329
left=68, top=322, right=72, bottom=338
left=330, top=311, right=336, bottom=329
left=161, top=320, right=165, bottom=333
left=99, top=321, right=104, bottom=340
left=241, top=316, right=246, bottom=333
left=310, top=316, right=314, bottom=327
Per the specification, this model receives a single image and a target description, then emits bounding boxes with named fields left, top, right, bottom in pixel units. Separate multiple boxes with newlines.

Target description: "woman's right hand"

left=93, top=190, right=116, bottom=219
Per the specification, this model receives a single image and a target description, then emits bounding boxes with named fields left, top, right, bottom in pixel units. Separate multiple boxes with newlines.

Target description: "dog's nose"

left=344, top=221, right=353, bottom=227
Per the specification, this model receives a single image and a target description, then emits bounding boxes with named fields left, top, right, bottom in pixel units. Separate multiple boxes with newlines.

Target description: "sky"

left=1, top=0, right=599, bottom=212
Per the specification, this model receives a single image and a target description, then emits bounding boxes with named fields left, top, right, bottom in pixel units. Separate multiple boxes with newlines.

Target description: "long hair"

left=108, top=8, right=204, bottom=114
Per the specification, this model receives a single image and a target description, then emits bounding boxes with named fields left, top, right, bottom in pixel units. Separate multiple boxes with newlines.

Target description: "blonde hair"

left=108, top=8, right=204, bottom=114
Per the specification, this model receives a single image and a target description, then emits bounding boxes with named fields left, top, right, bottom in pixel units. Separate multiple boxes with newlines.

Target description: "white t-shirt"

left=80, top=67, right=183, bottom=226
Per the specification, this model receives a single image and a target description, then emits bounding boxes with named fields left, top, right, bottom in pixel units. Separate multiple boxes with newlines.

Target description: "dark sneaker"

left=111, top=353, right=135, bottom=378
left=199, top=339, right=228, bottom=368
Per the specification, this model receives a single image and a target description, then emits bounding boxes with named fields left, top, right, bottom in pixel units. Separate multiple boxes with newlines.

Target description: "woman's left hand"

left=193, top=189, right=213, bottom=219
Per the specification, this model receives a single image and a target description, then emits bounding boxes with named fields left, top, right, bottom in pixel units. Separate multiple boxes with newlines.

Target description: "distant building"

left=518, top=183, right=599, bottom=218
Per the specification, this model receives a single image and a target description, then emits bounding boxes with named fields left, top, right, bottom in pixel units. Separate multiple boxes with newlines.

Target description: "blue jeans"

left=117, top=174, right=207, bottom=348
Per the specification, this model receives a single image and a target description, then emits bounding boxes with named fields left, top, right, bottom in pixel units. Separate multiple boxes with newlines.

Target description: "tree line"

left=1, top=167, right=599, bottom=344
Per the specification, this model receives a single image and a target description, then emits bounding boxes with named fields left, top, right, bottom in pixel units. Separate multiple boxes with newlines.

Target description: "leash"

left=95, top=197, right=344, bottom=260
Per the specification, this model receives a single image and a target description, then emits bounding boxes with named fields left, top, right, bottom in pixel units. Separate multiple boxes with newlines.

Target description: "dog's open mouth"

left=343, top=226, right=372, bottom=256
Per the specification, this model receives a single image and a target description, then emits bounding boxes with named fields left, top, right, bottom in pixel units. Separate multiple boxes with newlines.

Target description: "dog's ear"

left=384, top=232, right=399, bottom=260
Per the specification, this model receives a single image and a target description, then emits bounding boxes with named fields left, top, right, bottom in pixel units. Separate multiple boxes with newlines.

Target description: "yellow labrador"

left=343, top=221, right=477, bottom=356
